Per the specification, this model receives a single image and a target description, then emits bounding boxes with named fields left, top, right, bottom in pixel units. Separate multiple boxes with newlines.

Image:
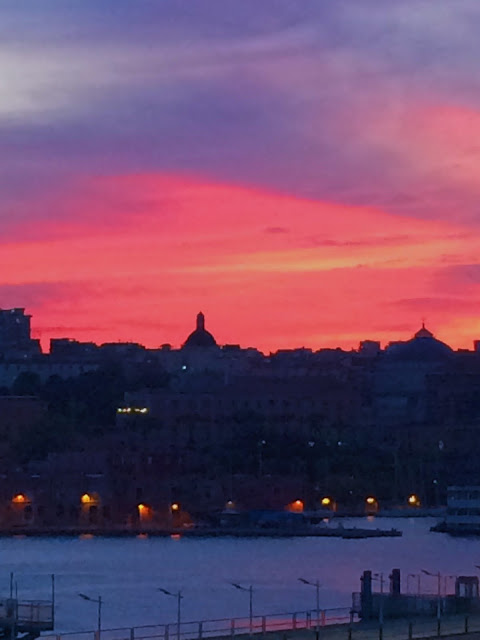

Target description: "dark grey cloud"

left=2, top=0, right=480, bottom=232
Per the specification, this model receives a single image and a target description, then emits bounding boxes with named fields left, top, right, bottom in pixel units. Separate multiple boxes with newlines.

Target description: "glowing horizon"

left=1, top=2, right=480, bottom=353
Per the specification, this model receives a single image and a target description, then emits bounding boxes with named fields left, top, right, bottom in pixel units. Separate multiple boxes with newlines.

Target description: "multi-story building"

left=0, top=308, right=41, bottom=359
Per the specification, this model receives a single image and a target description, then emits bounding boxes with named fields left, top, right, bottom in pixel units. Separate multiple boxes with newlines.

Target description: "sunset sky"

left=2, top=1, right=480, bottom=352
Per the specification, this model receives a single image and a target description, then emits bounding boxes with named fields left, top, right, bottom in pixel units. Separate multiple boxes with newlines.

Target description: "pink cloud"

left=1, top=172, right=478, bottom=351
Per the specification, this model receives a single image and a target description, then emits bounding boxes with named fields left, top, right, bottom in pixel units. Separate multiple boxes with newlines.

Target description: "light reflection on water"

left=0, top=517, right=476, bottom=633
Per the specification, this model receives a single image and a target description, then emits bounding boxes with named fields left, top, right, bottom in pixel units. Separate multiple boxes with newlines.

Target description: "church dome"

left=385, top=324, right=453, bottom=362
left=183, top=312, right=217, bottom=348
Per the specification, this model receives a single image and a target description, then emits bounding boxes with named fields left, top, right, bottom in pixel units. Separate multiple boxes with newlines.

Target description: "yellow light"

left=81, top=493, right=92, bottom=504
left=12, top=494, right=26, bottom=503
left=138, top=503, right=146, bottom=512
left=321, top=497, right=331, bottom=506
left=171, top=503, right=179, bottom=512
left=226, top=500, right=235, bottom=508
left=366, top=497, right=376, bottom=505
left=408, top=494, right=420, bottom=506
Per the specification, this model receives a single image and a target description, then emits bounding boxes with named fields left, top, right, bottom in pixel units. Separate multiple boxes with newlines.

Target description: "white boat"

left=432, top=486, right=480, bottom=534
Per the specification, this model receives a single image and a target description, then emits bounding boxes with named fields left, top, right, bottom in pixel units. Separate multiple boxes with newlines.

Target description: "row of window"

left=448, top=490, right=480, bottom=500
left=448, top=508, right=480, bottom=516
left=156, top=397, right=352, bottom=411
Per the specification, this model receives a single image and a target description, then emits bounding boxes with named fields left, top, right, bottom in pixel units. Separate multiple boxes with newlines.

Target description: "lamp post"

left=257, top=440, right=266, bottom=477
left=158, top=588, right=183, bottom=640
left=231, top=583, right=253, bottom=637
left=158, top=587, right=183, bottom=640
left=422, top=570, right=442, bottom=634
left=78, top=593, right=102, bottom=636
left=299, top=578, right=321, bottom=633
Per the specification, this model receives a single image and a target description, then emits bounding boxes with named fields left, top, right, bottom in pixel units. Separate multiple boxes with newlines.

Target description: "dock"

left=0, top=525, right=401, bottom=539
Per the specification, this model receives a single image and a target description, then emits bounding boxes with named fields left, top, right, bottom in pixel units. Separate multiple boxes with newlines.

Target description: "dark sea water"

left=2, top=518, right=478, bottom=633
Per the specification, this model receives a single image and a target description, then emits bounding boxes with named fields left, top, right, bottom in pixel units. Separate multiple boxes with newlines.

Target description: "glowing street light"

left=299, top=578, right=321, bottom=632
left=79, top=593, right=102, bottom=634
left=158, top=587, right=183, bottom=640
left=231, top=583, right=253, bottom=637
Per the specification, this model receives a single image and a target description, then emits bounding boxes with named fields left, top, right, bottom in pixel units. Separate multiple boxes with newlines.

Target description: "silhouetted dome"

left=183, top=312, right=217, bottom=348
left=386, top=324, right=453, bottom=362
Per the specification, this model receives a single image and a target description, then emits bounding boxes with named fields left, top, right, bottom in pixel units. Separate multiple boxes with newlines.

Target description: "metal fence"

left=17, top=600, right=54, bottom=625
left=41, top=607, right=354, bottom=640
left=0, top=597, right=54, bottom=627
left=345, top=612, right=480, bottom=640
left=40, top=610, right=480, bottom=640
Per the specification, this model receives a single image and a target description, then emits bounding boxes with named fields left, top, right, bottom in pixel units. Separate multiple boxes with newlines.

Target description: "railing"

left=17, top=600, right=54, bottom=625
left=0, top=598, right=53, bottom=628
left=41, top=607, right=354, bottom=640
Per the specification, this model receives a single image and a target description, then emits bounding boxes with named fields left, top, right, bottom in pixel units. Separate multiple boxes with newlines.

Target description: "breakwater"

left=0, top=525, right=401, bottom=538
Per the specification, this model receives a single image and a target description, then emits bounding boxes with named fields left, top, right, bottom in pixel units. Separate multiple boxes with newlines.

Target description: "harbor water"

left=2, top=518, right=478, bottom=633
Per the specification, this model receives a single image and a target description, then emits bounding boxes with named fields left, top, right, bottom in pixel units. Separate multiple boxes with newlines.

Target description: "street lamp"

left=422, top=569, right=442, bottom=633
left=257, top=440, right=266, bottom=477
left=158, top=588, right=183, bottom=640
left=78, top=593, right=102, bottom=635
left=231, top=583, right=253, bottom=637
left=299, top=578, right=321, bottom=632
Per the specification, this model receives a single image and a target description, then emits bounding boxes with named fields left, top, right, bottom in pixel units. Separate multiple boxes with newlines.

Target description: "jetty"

left=0, top=524, right=401, bottom=538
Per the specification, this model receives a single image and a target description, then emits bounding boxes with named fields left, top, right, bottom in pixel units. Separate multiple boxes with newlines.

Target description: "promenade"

left=41, top=612, right=480, bottom=640
left=264, top=614, right=480, bottom=640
